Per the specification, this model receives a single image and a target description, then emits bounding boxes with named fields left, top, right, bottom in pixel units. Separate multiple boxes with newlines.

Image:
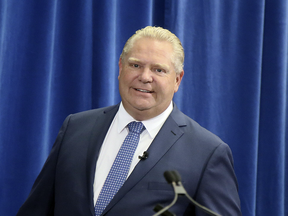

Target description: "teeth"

left=136, top=89, right=151, bottom=93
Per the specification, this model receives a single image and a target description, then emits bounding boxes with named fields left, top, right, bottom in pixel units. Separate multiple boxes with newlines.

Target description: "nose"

left=138, top=67, right=153, bottom=83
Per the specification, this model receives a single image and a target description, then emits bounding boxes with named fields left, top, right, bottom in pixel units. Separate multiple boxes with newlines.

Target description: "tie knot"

left=127, top=121, right=145, bottom=134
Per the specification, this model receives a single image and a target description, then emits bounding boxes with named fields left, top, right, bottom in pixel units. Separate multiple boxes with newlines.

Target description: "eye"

left=155, top=68, right=166, bottom=73
left=128, top=62, right=140, bottom=68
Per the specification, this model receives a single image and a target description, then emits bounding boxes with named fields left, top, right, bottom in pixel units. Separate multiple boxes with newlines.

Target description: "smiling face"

left=118, top=37, right=184, bottom=121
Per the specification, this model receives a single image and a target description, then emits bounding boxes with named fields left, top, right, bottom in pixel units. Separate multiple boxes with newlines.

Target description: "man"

left=17, top=26, right=242, bottom=215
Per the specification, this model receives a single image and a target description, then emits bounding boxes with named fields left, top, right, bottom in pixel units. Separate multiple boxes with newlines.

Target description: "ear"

left=174, top=70, right=184, bottom=93
left=118, top=58, right=123, bottom=79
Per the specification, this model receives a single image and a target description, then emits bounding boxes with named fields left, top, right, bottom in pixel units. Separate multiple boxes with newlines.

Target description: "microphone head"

left=164, top=171, right=177, bottom=183
left=171, top=170, right=181, bottom=182
left=163, top=170, right=182, bottom=184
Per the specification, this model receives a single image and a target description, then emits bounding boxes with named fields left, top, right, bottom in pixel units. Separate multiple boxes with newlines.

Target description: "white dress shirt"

left=93, top=102, right=173, bottom=205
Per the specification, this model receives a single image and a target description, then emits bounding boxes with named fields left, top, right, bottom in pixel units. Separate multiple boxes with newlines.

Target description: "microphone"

left=153, top=170, right=221, bottom=216
left=138, top=151, right=149, bottom=160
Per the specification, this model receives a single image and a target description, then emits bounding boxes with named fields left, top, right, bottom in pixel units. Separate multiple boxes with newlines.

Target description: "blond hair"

left=120, top=26, right=184, bottom=74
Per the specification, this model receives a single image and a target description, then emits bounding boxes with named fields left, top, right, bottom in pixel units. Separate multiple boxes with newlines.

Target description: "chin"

left=129, top=99, right=153, bottom=108
left=133, top=105, right=152, bottom=112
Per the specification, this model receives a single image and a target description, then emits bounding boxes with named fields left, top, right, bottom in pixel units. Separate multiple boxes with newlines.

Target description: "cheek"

left=119, top=72, right=129, bottom=83
left=166, top=77, right=178, bottom=91
left=119, top=72, right=137, bottom=89
left=157, top=80, right=175, bottom=96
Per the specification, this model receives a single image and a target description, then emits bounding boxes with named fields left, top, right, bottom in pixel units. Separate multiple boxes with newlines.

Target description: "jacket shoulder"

left=68, top=104, right=119, bottom=121
left=171, top=108, right=225, bottom=148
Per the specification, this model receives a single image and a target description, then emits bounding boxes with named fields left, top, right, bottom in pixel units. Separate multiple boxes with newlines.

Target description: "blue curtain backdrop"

left=0, top=0, right=287, bottom=215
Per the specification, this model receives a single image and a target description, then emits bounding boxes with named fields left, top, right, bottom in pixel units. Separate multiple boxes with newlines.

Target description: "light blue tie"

left=94, top=121, right=145, bottom=216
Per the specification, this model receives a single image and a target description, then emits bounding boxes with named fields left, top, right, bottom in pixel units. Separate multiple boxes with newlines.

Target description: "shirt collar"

left=117, top=102, right=173, bottom=139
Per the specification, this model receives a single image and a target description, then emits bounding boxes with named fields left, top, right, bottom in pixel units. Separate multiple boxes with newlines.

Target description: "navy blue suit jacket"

left=17, top=104, right=241, bottom=216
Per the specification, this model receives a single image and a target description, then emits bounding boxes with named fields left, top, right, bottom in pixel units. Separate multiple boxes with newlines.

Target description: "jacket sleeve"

left=194, top=143, right=242, bottom=216
left=16, top=115, right=71, bottom=216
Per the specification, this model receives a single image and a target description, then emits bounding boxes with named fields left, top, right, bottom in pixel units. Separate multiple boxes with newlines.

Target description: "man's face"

left=118, top=37, right=184, bottom=120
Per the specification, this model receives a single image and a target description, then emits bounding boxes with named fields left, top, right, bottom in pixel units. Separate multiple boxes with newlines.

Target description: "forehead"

left=127, top=37, right=174, bottom=64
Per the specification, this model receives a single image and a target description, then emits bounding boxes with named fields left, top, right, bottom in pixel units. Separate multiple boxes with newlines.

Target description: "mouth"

left=135, top=88, right=154, bottom=93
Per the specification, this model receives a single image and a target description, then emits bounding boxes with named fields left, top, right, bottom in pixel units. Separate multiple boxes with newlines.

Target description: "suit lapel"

left=86, top=105, right=120, bottom=215
left=103, top=104, right=187, bottom=215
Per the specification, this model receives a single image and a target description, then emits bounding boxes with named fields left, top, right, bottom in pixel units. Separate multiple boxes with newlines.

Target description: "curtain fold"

left=256, top=0, right=288, bottom=215
left=0, top=0, right=287, bottom=215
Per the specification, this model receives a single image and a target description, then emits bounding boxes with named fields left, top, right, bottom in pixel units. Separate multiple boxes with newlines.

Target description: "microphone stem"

left=152, top=194, right=178, bottom=216
left=185, top=193, right=221, bottom=216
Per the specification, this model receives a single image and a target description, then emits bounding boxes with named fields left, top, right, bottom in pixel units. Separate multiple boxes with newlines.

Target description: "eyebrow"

left=127, top=57, right=142, bottom=64
left=127, top=57, right=170, bottom=70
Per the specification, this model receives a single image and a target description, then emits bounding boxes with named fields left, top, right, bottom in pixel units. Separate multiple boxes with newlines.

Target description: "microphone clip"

left=138, top=151, right=149, bottom=160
